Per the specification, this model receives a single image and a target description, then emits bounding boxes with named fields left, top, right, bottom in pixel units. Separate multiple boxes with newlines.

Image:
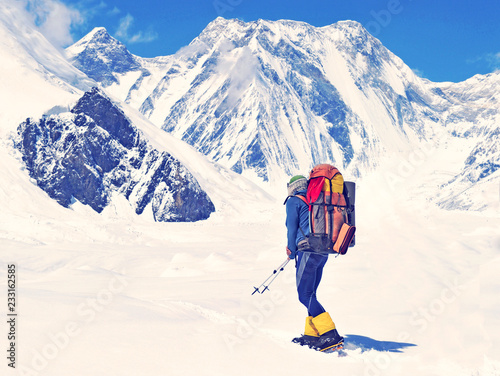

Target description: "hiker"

left=285, top=174, right=344, bottom=351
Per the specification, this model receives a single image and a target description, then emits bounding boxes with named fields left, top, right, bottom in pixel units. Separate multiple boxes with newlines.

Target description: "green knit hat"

left=288, top=175, right=306, bottom=184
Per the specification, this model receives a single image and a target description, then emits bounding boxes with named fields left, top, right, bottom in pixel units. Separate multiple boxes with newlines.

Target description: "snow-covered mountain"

left=66, top=18, right=433, bottom=180
left=0, top=3, right=266, bottom=224
left=15, top=88, right=215, bottom=222
left=66, top=27, right=144, bottom=86
left=66, top=18, right=499, bottom=211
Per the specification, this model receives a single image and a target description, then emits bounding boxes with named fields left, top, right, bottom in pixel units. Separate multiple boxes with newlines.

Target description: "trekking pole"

left=252, top=258, right=290, bottom=295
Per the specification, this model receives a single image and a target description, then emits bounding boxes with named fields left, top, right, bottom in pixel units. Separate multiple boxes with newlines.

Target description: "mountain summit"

left=64, top=18, right=499, bottom=208
left=66, top=27, right=142, bottom=85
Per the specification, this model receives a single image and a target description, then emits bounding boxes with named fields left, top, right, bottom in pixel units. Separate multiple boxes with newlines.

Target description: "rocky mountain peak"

left=66, top=28, right=141, bottom=85
left=15, top=88, right=215, bottom=222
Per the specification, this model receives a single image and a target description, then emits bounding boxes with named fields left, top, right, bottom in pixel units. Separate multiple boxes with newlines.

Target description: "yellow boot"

left=292, top=316, right=320, bottom=347
left=311, top=312, right=344, bottom=351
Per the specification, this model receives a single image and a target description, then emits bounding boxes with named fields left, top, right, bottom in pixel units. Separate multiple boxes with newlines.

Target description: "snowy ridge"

left=423, top=72, right=500, bottom=210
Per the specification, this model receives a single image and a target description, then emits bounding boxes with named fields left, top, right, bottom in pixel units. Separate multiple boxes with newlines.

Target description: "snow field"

left=1, top=153, right=499, bottom=375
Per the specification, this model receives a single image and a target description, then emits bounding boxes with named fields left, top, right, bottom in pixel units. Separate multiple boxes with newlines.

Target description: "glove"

left=286, top=247, right=297, bottom=260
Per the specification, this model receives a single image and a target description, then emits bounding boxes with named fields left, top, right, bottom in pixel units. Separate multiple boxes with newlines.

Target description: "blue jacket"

left=285, top=189, right=310, bottom=253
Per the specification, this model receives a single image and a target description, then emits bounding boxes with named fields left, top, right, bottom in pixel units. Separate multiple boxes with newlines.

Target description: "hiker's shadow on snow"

left=344, top=335, right=416, bottom=353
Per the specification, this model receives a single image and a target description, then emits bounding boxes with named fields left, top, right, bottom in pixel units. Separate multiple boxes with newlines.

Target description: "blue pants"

left=296, top=252, right=328, bottom=317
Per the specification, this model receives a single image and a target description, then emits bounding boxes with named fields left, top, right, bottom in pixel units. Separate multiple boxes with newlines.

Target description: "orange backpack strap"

left=283, top=194, right=309, bottom=206
left=295, top=194, right=308, bottom=206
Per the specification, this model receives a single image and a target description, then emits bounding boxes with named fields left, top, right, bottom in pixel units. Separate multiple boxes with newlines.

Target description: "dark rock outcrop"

left=15, top=88, right=215, bottom=222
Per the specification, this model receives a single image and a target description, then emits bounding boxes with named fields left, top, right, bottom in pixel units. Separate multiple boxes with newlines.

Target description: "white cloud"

left=16, top=0, right=155, bottom=48
left=491, top=52, right=500, bottom=71
left=115, top=13, right=133, bottom=38
left=467, top=52, right=500, bottom=72
left=107, top=6, right=120, bottom=16
left=411, top=68, right=425, bottom=78
left=115, top=13, right=157, bottom=44
left=24, top=0, right=83, bottom=48
left=79, top=0, right=108, bottom=20
left=215, top=42, right=259, bottom=109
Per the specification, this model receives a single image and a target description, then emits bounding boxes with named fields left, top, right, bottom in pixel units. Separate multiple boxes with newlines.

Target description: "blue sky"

left=24, top=0, right=500, bottom=83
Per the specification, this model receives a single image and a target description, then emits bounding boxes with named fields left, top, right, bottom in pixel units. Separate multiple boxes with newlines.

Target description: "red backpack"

left=296, top=164, right=356, bottom=255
